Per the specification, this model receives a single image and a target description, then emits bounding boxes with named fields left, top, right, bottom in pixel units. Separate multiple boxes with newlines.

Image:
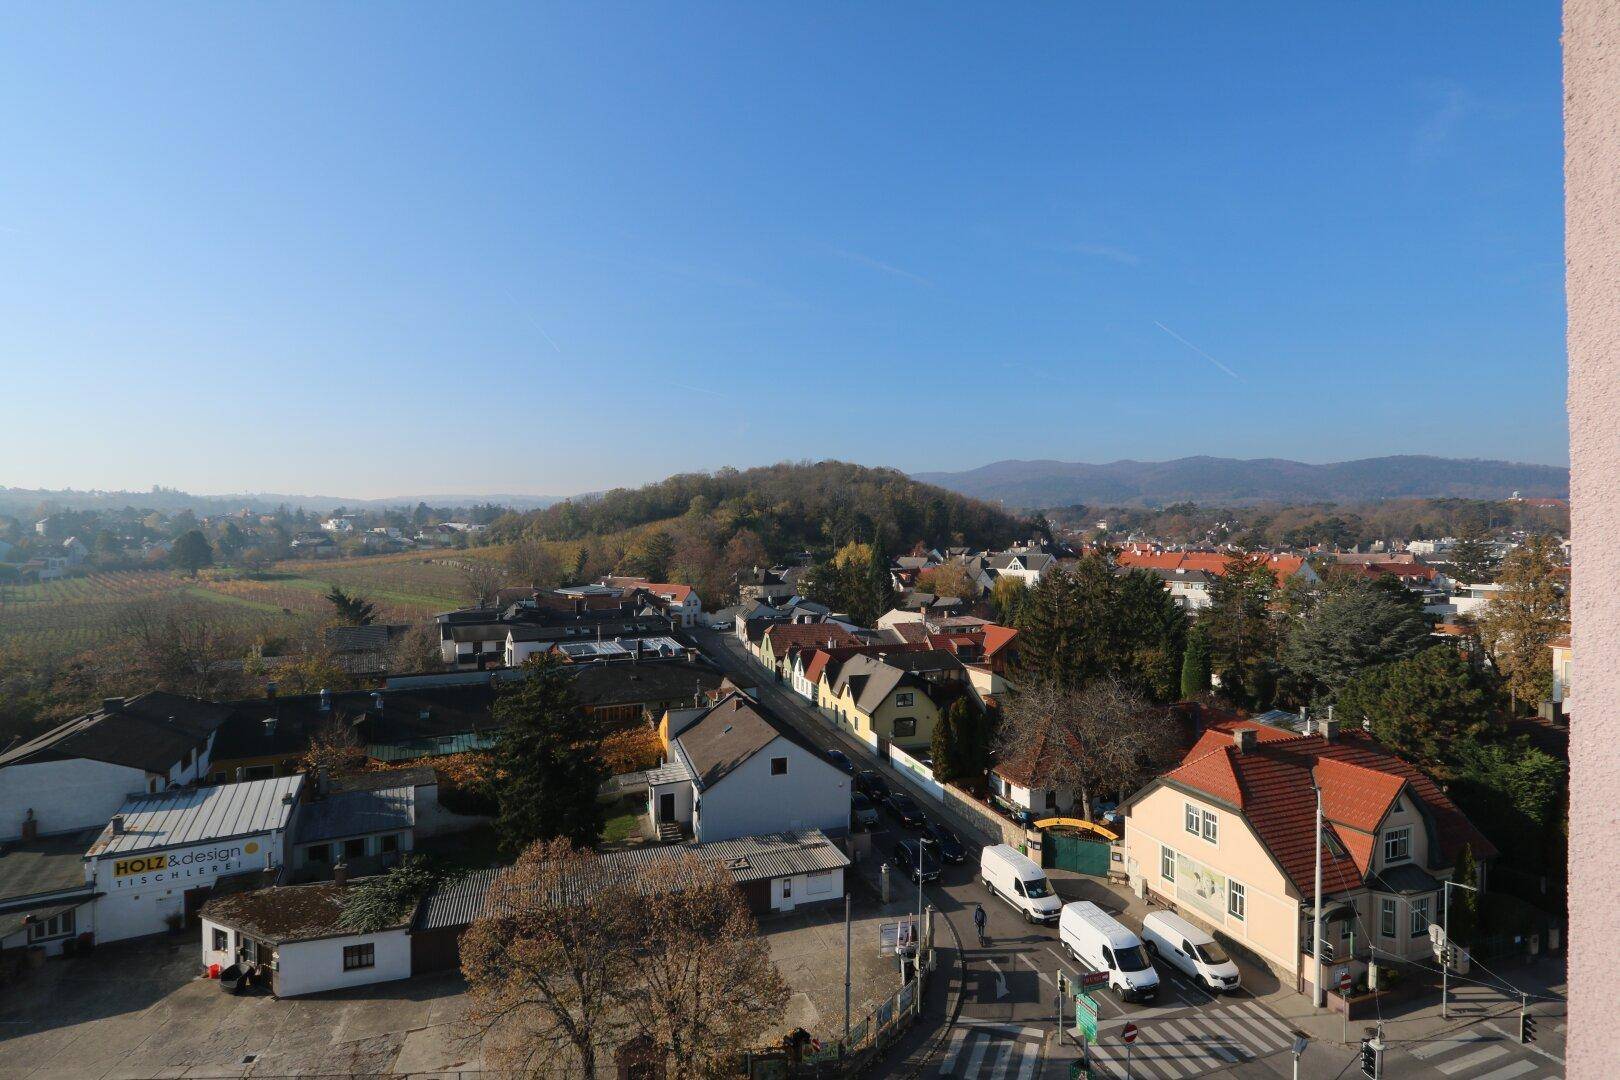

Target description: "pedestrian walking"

left=973, top=903, right=987, bottom=946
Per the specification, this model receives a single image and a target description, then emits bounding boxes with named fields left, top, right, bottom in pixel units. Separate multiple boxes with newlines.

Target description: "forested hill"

left=489, top=462, right=1026, bottom=554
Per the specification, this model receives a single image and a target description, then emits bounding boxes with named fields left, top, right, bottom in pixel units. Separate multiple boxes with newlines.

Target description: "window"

left=1228, top=881, right=1246, bottom=921
left=1185, top=803, right=1200, bottom=836
left=213, top=927, right=230, bottom=952
left=1161, top=845, right=1176, bottom=882
left=770, top=756, right=788, bottom=776
left=342, top=943, right=375, bottom=970
left=27, top=909, right=74, bottom=942
left=1383, top=827, right=1411, bottom=864
left=1045, top=789, right=1058, bottom=810
left=893, top=717, right=916, bottom=738
left=379, top=834, right=399, bottom=854
left=1380, top=898, right=1398, bottom=938
left=1411, top=897, right=1432, bottom=938
left=1201, top=810, right=1218, bottom=843
left=895, top=692, right=914, bottom=708
left=782, top=878, right=791, bottom=898
left=344, top=838, right=366, bottom=860
left=306, top=843, right=332, bottom=865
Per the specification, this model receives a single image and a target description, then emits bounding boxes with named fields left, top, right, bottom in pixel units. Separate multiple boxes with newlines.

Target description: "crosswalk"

left=937, top=1021, right=1044, bottom=1079
left=1406, top=1029, right=1562, bottom=1079
left=1081, top=1001, right=1298, bottom=1079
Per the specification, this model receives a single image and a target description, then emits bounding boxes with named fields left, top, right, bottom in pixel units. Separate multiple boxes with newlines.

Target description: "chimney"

left=1232, top=728, right=1256, bottom=754
left=1320, top=719, right=1339, bottom=742
left=263, top=716, right=277, bottom=737
left=261, top=863, right=278, bottom=888
left=266, top=681, right=277, bottom=700
left=319, top=688, right=332, bottom=713
left=102, top=697, right=123, bottom=714
left=110, top=814, right=126, bottom=836
left=235, top=766, right=246, bottom=782
left=332, top=863, right=350, bottom=888
left=21, top=809, right=37, bottom=842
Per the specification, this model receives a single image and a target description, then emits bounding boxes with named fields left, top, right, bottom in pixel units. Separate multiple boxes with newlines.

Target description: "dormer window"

left=1383, top=826, right=1412, bottom=864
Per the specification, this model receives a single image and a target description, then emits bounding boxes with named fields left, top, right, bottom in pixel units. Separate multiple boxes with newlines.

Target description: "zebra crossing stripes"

left=936, top=1023, right=1043, bottom=1079
left=1402, top=1028, right=1561, bottom=1079
left=1081, top=1002, right=1298, bottom=1079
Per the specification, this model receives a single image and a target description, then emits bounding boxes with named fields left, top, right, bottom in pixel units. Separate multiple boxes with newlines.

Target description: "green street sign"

left=1075, top=991, right=1099, bottom=1043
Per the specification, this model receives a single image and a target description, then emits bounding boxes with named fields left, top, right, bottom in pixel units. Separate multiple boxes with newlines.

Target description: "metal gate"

left=1043, top=831, right=1111, bottom=876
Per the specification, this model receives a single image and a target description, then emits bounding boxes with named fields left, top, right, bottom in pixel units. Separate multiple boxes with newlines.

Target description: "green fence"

left=1044, top=831, right=1111, bottom=876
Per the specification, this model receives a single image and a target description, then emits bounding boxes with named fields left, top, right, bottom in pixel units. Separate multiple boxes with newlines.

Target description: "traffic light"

left=1359, top=1038, right=1379, bottom=1079
left=1521, top=1012, right=1537, bottom=1044
left=1057, top=971, right=1071, bottom=997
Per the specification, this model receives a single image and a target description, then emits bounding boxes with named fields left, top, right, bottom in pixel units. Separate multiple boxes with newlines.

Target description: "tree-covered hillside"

left=487, top=461, right=1026, bottom=604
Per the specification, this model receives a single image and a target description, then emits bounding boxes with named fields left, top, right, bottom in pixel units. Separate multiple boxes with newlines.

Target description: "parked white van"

left=1058, top=901, right=1160, bottom=1002
left=1140, top=911, right=1242, bottom=993
left=978, top=844, right=1062, bottom=924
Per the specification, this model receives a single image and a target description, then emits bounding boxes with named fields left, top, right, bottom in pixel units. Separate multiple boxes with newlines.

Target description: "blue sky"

left=0, top=4, right=1565, bottom=498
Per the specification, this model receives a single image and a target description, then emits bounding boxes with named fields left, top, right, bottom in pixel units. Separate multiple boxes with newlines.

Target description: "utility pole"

left=844, top=892, right=852, bottom=1040
left=1441, top=876, right=1480, bottom=1020
left=1312, top=783, right=1325, bottom=1008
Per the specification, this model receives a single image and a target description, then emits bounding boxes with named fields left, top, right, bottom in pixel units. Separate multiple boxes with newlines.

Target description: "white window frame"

left=1410, top=896, right=1431, bottom=938
left=1379, top=898, right=1398, bottom=938
left=1228, top=880, right=1246, bottom=921
left=1184, top=803, right=1201, bottom=836
left=1161, top=845, right=1176, bottom=883
left=1201, top=809, right=1218, bottom=843
left=1383, top=827, right=1411, bottom=864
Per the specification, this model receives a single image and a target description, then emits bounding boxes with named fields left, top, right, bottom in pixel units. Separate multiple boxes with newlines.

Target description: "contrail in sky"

left=1154, top=321, right=1243, bottom=381
left=503, top=287, right=563, bottom=353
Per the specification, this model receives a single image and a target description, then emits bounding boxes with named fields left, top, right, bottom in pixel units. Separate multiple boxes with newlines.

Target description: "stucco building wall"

left=1564, top=2, right=1620, bottom=1072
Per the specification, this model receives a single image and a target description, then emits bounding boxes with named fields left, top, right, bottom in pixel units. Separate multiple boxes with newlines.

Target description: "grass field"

left=0, top=548, right=513, bottom=660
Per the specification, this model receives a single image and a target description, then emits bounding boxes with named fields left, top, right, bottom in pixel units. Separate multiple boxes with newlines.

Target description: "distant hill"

left=0, top=487, right=566, bottom=516
left=912, top=455, right=1570, bottom=509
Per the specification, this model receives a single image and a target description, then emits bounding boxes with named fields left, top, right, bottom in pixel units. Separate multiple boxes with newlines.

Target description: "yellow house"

left=817, top=653, right=941, bottom=753
left=1121, top=720, right=1496, bottom=998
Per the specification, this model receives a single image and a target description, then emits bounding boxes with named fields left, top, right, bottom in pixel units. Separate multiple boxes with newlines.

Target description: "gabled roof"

left=760, top=622, right=861, bottom=656
left=0, top=692, right=231, bottom=774
left=1152, top=728, right=1495, bottom=902
left=827, top=654, right=932, bottom=715
left=88, top=774, right=305, bottom=858
left=981, top=624, right=1018, bottom=659
left=671, top=694, right=821, bottom=791
left=295, top=785, right=415, bottom=845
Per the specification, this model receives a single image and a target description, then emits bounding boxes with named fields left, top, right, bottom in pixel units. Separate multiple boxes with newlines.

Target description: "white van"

left=1058, top=902, right=1160, bottom=1002
left=979, top=844, right=1062, bottom=924
left=1140, top=911, right=1242, bottom=993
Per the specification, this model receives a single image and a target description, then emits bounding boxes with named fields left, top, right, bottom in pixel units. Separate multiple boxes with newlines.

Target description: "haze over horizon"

left=2, top=5, right=1566, bottom=497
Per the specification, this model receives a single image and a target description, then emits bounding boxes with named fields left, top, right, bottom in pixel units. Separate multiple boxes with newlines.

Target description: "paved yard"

left=0, top=935, right=478, bottom=1079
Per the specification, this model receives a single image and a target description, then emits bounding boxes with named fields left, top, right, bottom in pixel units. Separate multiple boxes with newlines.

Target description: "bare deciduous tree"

left=628, top=852, right=790, bottom=1080
left=462, top=839, right=637, bottom=1078
left=997, top=675, right=1182, bottom=816
left=387, top=620, right=444, bottom=674
left=507, top=538, right=562, bottom=590
left=461, top=560, right=509, bottom=608
left=115, top=598, right=250, bottom=700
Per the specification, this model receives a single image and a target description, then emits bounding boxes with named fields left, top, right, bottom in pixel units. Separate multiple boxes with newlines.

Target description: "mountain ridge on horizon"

left=911, top=454, right=1570, bottom=509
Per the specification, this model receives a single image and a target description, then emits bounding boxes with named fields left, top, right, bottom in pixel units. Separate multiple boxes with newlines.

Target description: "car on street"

left=826, top=748, right=854, bottom=774
left=710, top=619, right=733, bottom=631
left=850, top=791, right=880, bottom=830
left=884, top=791, right=928, bottom=829
left=921, top=821, right=965, bottom=863
left=891, top=839, right=940, bottom=883
left=855, top=770, right=891, bottom=801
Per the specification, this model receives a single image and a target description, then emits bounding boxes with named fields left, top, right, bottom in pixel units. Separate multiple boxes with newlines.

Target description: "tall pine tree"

left=491, top=653, right=608, bottom=853
left=1180, top=624, right=1213, bottom=699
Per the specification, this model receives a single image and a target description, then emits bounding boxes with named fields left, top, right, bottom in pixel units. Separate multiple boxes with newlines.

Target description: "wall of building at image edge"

left=1565, top=2, right=1620, bottom=1073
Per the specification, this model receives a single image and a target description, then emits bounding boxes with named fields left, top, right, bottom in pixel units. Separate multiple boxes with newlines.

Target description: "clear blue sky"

left=1, top=4, right=1565, bottom=499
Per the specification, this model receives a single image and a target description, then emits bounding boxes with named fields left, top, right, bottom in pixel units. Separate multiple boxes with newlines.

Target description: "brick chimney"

left=332, top=862, right=350, bottom=888
left=1232, top=728, right=1256, bottom=754
left=1320, top=719, right=1340, bottom=742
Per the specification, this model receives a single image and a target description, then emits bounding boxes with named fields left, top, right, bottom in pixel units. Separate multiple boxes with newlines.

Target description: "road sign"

left=1337, top=967, right=1352, bottom=994
left=1082, top=969, right=1109, bottom=988
left=1075, top=991, right=1099, bottom=1044
left=1122, top=1023, right=1138, bottom=1044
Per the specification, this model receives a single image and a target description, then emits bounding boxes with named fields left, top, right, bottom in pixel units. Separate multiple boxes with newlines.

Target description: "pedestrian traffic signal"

left=1521, top=1012, right=1537, bottom=1044
left=1056, top=971, right=1070, bottom=997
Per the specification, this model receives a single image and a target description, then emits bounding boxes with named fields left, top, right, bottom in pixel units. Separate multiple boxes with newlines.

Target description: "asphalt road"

left=693, top=627, right=1566, bottom=1080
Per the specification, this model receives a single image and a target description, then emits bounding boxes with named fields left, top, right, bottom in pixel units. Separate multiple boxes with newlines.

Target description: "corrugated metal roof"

left=89, top=775, right=304, bottom=857
left=295, top=786, right=415, bottom=844
left=595, top=830, right=849, bottom=887
left=643, top=760, right=691, bottom=786
left=413, top=867, right=500, bottom=931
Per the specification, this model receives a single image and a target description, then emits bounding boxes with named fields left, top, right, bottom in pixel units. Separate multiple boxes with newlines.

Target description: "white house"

left=655, top=694, right=849, bottom=843
left=61, top=537, right=88, bottom=564
left=0, top=693, right=231, bottom=843
left=320, top=517, right=356, bottom=535
left=86, top=774, right=304, bottom=943
left=200, top=875, right=412, bottom=997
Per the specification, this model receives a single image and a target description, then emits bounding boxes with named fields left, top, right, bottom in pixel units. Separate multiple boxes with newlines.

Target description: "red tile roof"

left=1157, top=728, right=1495, bottom=902
left=761, top=623, right=862, bottom=655
left=982, top=624, right=1018, bottom=659
left=1116, top=549, right=1307, bottom=586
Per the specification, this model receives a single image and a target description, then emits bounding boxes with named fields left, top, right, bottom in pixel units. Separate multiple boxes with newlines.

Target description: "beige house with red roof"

left=1116, top=548, right=1318, bottom=588
left=1121, top=718, right=1495, bottom=997
left=757, top=622, right=862, bottom=681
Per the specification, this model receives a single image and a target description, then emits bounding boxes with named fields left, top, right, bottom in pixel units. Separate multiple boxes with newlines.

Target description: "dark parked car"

left=921, top=821, right=965, bottom=863
left=850, top=791, right=880, bottom=830
left=884, top=791, right=928, bottom=829
left=855, top=770, right=891, bottom=801
left=826, top=748, right=854, bottom=774
left=891, top=839, right=940, bottom=883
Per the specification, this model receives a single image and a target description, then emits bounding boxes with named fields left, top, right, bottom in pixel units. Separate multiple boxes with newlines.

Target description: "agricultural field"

left=0, top=549, right=512, bottom=661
